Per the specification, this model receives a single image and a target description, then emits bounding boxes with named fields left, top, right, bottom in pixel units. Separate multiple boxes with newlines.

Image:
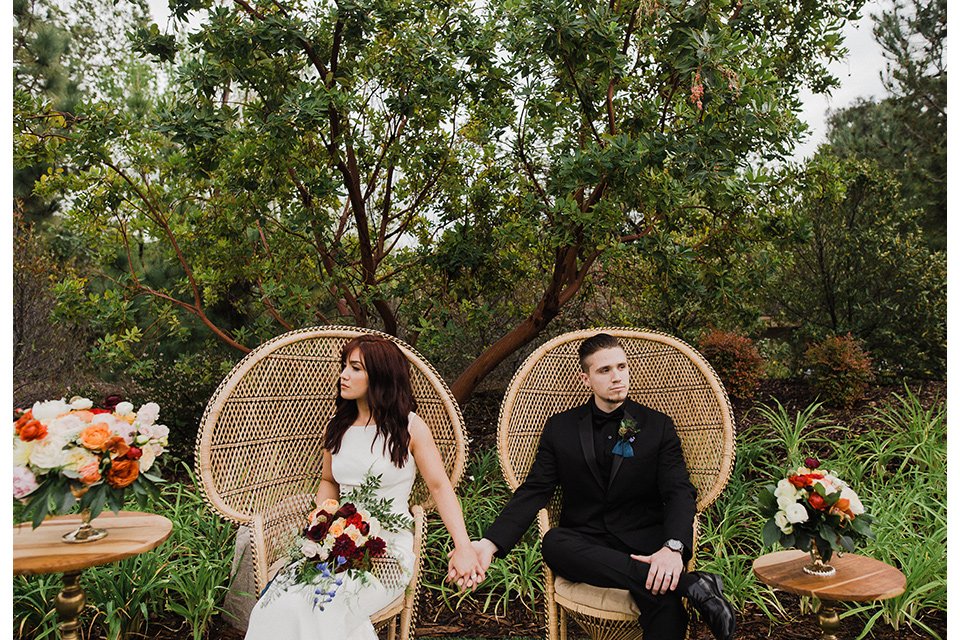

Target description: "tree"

left=770, top=153, right=945, bottom=378
left=28, top=0, right=866, bottom=404
left=826, top=0, right=946, bottom=250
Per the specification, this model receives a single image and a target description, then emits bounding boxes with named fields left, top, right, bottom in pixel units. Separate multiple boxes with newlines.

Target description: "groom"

left=452, top=333, right=735, bottom=640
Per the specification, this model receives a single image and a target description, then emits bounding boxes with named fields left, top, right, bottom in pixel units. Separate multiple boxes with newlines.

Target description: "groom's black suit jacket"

left=485, top=398, right=697, bottom=562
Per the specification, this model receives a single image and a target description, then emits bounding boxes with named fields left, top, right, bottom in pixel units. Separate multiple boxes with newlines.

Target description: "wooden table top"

left=13, top=511, right=173, bottom=576
left=753, top=550, right=906, bottom=602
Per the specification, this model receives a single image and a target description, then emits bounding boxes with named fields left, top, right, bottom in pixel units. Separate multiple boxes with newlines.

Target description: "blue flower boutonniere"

left=612, top=418, right=640, bottom=458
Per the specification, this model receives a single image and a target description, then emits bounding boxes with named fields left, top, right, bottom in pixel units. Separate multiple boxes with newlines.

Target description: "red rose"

left=335, top=503, right=357, bottom=519
left=306, top=521, right=331, bottom=541
left=805, top=457, right=821, bottom=469
left=808, top=492, right=827, bottom=511
left=103, top=395, right=123, bottom=411
left=788, top=474, right=811, bottom=488
left=90, top=409, right=112, bottom=415
left=126, top=447, right=143, bottom=460
left=19, top=420, right=47, bottom=442
left=346, top=513, right=364, bottom=528
left=360, top=521, right=370, bottom=535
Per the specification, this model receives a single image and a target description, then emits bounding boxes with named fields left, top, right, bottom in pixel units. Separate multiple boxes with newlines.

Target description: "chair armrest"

left=250, top=493, right=315, bottom=597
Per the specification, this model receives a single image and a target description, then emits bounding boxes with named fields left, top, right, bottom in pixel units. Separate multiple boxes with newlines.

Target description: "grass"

left=13, top=386, right=946, bottom=639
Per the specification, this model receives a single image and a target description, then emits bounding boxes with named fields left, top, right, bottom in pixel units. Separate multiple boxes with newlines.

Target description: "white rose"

left=774, top=478, right=798, bottom=499
left=301, top=539, right=320, bottom=558
left=139, top=423, right=170, bottom=441
left=136, top=402, right=160, bottom=425
left=69, top=397, right=93, bottom=411
left=13, top=439, right=35, bottom=467
left=32, top=399, right=71, bottom=422
left=62, top=447, right=99, bottom=472
left=840, top=487, right=865, bottom=515
left=366, top=516, right=381, bottom=538
left=774, top=510, right=794, bottom=534
left=785, top=503, right=809, bottom=524
left=29, top=436, right=69, bottom=470
left=777, top=495, right=796, bottom=510
left=47, top=414, right=87, bottom=441
left=115, top=402, right=134, bottom=416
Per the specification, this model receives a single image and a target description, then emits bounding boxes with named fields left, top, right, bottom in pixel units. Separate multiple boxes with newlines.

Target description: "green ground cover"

left=14, top=389, right=945, bottom=640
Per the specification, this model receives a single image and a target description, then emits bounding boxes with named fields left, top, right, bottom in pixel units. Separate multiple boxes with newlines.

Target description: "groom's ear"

left=579, top=371, right=590, bottom=389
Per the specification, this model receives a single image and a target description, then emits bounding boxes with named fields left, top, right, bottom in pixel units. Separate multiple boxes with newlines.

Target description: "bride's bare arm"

left=313, top=448, right=339, bottom=507
left=408, top=414, right=485, bottom=590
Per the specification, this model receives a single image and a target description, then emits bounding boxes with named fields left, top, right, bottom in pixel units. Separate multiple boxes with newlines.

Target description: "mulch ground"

left=116, top=379, right=949, bottom=640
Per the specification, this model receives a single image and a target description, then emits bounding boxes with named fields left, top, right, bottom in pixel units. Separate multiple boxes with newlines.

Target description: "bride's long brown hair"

left=324, top=335, right=416, bottom=468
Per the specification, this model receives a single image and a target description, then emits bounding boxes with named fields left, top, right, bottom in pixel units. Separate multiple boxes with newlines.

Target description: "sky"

left=791, top=0, right=894, bottom=160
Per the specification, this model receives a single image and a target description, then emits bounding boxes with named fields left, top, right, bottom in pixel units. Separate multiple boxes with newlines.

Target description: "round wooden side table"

left=14, top=511, right=173, bottom=640
left=753, top=550, right=906, bottom=639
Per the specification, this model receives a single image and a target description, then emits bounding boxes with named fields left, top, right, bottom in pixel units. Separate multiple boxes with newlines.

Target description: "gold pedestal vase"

left=62, top=486, right=108, bottom=544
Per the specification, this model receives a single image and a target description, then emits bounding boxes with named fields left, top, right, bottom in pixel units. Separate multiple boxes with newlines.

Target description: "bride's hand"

left=446, top=544, right=485, bottom=591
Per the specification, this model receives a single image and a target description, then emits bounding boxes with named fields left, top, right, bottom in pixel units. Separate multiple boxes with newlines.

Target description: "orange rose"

left=14, top=410, right=34, bottom=434
left=18, top=420, right=47, bottom=442
left=79, top=424, right=112, bottom=450
left=79, top=461, right=102, bottom=485
left=104, top=458, right=139, bottom=488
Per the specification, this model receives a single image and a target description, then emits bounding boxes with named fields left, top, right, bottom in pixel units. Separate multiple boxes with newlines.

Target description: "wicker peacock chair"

left=496, top=328, right=736, bottom=640
left=196, top=326, right=467, bottom=640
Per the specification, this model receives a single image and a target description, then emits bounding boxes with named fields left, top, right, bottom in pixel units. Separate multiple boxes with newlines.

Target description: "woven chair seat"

left=196, top=326, right=466, bottom=640
left=554, top=577, right=641, bottom=618
left=497, top=328, right=736, bottom=640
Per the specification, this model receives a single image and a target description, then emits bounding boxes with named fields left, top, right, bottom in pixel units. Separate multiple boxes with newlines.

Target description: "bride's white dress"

left=245, top=420, right=417, bottom=640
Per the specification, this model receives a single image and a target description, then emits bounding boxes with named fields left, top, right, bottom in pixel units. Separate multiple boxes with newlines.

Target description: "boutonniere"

left=612, top=418, right=640, bottom=458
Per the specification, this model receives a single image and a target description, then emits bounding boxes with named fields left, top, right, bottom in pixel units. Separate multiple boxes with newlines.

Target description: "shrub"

left=803, top=334, right=874, bottom=408
left=698, top=329, right=763, bottom=400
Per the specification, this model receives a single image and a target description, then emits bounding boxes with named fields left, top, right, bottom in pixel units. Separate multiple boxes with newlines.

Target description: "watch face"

left=665, top=539, right=683, bottom=552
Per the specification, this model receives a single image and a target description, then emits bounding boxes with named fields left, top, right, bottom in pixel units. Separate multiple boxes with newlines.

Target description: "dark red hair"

left=324, top=335, right=416, bottom=468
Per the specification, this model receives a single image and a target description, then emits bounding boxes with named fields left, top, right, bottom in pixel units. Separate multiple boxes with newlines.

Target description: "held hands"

left=631, top=546, right=684, bottom=595
left=446, top=538, right=497, bottom=592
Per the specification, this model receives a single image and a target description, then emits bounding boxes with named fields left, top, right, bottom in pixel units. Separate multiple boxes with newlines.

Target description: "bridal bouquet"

left=758, top=457, right=876, bottom=562
left=265, top=474, right=411, bottom=610
left=13, top=396, right=168, bottom=527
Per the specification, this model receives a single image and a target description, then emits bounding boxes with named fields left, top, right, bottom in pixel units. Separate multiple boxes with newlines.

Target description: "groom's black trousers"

left=541, top=527, right=695, bottom=640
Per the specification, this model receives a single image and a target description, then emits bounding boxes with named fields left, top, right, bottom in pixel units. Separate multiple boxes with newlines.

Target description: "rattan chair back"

left=196, top=326, right=467, bottom=524
left=498, top=327, right=734, bottom=508
left=497, top=328, right=736, bottom=640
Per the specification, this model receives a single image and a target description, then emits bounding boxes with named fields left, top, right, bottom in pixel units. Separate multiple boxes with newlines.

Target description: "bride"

left=245, top=335, right=484, bottom=640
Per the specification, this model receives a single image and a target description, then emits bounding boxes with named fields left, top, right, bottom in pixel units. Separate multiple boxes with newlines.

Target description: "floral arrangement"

left=13, top=396, right=168, bottom=527
left=263, top=474, right=411, bottom=610
left=612, top=418, right=639, bottom=458
left=759, top=457, right=876, bottom=562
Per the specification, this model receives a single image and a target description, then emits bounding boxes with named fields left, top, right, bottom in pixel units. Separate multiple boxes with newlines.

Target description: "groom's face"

left=580, top=346, right=630, bottom=410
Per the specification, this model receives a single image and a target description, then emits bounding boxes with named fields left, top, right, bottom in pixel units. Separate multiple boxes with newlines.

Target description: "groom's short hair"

left=578, top=333, right=623, bottom=372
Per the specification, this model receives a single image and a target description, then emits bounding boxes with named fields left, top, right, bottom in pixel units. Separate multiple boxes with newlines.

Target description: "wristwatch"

left=663, top=539, right=684, bottom=554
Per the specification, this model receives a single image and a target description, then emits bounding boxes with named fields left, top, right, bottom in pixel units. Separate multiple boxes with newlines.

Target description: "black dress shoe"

left=685, top=571, right=736, bottom=640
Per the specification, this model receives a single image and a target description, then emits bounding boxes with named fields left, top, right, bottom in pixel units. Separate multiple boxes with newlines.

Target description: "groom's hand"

left=631, top=547, right=683, bottom=595
left=472, top=538, right=497, bottom=574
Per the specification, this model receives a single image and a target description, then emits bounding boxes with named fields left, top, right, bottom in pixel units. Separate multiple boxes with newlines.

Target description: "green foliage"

left=698, top=391, right=945, bottom=638
left=697, top=329, right=763, bottom=400
left=13, top=466, right=237, bottom=640
left=803, top=334, right=874, bottom=409
left=770, top=154, right=945, bottom=379
left=17, top=0, right=872, bottom=404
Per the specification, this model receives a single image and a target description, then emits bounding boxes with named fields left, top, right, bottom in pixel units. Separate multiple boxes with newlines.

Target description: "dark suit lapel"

left=577, top=405, right=604, bottom=489
left=607, top=404, right=638, bottom=489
